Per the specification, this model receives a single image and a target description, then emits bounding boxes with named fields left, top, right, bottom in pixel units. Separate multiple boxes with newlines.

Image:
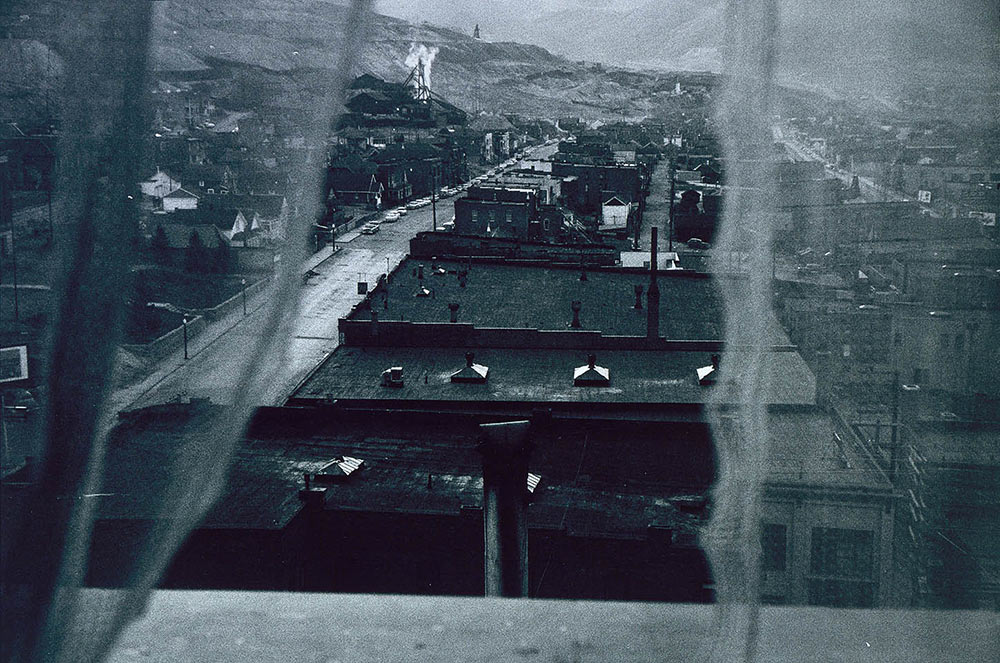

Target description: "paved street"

left=110, top=196, right=457, bottom=413
left=774, top=125, right=913, bottom=204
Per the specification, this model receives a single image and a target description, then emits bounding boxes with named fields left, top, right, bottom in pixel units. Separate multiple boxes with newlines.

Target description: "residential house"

left=326, top=155, right=383, bottom=209
left=551, top=162, right=642, bottom=217
left=199, top=193, right=291, bottom=244
left=372, top=141, right=441, bottom=200
left=600, top=195, right=631, bottom=231
left=162, top=187, right=200, bottom=212
left=140, top=168, right=181, bottom=199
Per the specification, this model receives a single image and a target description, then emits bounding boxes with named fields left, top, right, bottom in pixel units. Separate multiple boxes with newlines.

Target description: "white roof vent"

left=573, top=354, right=610, bottom=386
left=315, top=456, right=365, bottom=482
left=381, top=366, right=404, bottom=388
left=697, top=354, right=721, bottom=385
left=527, top=473, right=542, bottom=494
left=451, top=352, right=489, bottom=383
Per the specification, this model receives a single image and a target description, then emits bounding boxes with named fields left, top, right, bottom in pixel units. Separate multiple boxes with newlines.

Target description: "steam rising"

left=405, top=43, right=439, bottom=90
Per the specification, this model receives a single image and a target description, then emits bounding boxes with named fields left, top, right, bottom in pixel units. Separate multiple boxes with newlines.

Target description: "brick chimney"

left=647, top=226, right=660, bottom=338
left=570, top=300, right=582, bottom=328
left=448, top=302, right=460, bottom=323
left=633, top=284, right=644, bottom=309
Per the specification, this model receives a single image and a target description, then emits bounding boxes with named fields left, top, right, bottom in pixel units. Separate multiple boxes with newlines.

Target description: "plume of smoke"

left=405, top=43, right=439, bottom=90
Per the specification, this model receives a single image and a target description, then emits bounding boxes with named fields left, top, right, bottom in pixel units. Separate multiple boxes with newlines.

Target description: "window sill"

left=94, top=590, right=997, bottom=662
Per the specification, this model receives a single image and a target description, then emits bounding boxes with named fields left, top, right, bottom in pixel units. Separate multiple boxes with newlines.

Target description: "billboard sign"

left=0, top=345, right=29, bottom=383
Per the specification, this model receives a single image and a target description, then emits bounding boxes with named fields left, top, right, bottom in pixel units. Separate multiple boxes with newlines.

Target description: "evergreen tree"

left=212, top=238, right=230, bottom=274
left=151, top=225, right=171, bottom=266
left=184, top=229, right=208, bottom=273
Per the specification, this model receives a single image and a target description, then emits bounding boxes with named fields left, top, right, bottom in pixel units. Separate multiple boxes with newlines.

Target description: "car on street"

left=687, top=238, right=710, bottom=250
left=383, top=211, right=400, bottom=222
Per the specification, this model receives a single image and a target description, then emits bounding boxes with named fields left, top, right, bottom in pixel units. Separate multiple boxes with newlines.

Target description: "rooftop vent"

left=570, top=300, right=582, bottom=328
left=314, top=456, right=365, bottom=482
left=526, top=472, right=542, bottom=495
left=381, top=366, right=404, bottom=388
left=451, top=352, right=489, bottom=383
left=416, top=286, right=431, bottom=297
left=633, top=284, right=644, bottom=309
left=697, top=354, right=721, bottom=385
left=573, top=353, right=610, bottom=386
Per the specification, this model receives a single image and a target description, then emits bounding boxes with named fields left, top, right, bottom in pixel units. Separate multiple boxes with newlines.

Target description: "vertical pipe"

left=479, top=420, right=532, bottom=597
left=647, top=226, right=660, bottom=338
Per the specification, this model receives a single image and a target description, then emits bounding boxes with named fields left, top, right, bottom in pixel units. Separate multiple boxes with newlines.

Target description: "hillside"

left=378, top=0, right=999, bottom=96
left=147, top=0, right=694, bottom=120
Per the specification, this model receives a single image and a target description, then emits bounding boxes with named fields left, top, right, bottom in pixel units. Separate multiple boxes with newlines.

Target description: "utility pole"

left=46, top=188, right=54, bottom=242
left=431, top=168, right=438, bottom=232
left=668, top=158, right=676, bottom=252
left=889, top=371, right=899, bottom=485
left=10, top=230, right=19, bottom=320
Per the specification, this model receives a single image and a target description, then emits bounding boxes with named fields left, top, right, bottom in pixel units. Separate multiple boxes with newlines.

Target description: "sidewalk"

left=106, top=245, right=342, bottom=417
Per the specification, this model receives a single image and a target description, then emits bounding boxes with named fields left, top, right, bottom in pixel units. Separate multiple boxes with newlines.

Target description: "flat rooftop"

left=291, top=347, right=816, bottom=407
left=350, top=258, right=790, bottom=342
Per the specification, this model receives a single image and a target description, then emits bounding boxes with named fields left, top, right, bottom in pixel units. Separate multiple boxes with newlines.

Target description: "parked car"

left=687, top=238, right=710, bottom=250
left=383, top=211, right=400, bottom=222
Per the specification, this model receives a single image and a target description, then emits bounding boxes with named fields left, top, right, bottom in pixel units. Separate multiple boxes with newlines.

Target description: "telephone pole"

left=431, top=169, right=438, bottom=232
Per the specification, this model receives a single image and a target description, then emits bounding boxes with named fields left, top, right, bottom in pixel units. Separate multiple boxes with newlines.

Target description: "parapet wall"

left=339, top=318, right=797, bottom=352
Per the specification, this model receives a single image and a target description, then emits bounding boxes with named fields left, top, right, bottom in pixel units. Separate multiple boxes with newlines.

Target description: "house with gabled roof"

left=140, top=168, right=182, bottom=199
left=162, top=186, right=200, bottom=212
left=326, top=155, right=383, bottom=209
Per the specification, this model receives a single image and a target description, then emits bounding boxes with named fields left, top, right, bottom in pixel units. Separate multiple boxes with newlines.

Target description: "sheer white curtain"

left=1, top=2, right=373, bottom=662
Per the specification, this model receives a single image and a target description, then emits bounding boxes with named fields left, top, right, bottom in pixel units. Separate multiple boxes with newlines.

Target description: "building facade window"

left=761, top=523, right=788, bottom=572
left=807, top=527, right=875, bottom=608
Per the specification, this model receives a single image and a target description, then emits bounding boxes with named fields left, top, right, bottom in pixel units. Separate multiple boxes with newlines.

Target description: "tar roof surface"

left=293, top=347, right=815, bottom=406
left=765, top=407, right=891, bottom=490
left=351, top=258, right=789, bottom=342
left=93, top=405, right=715, bottom=537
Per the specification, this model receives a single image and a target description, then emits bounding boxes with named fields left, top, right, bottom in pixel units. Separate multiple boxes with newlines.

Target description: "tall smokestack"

left=647, top=226, right=660, bottom=338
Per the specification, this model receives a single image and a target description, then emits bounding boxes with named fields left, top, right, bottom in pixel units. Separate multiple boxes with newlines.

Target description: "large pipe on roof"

left=478, top=419, right=532, bottom=597
left=647, top=226, right=660, bottom=339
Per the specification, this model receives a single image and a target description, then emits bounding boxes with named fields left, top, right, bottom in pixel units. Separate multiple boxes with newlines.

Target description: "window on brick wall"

left=807, top=528, right=875, bottom=608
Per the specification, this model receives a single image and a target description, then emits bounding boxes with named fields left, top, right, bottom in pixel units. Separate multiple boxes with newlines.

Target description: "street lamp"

left=241, top=278, right=247, bottom=316
left=182, top=314, right=189, bottom=360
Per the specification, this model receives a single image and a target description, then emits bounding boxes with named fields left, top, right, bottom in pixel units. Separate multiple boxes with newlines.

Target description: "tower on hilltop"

left=473, top=24, right=481, bottom=40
